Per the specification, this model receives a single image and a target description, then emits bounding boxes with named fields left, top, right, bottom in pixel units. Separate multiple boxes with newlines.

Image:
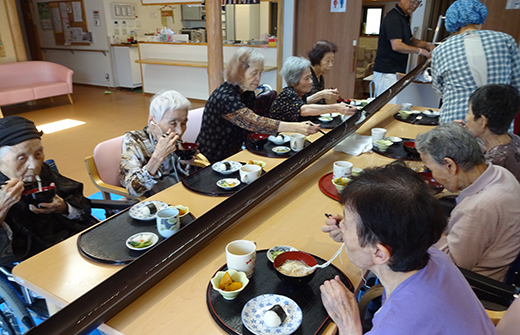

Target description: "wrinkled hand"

left=29, top=183, right=68, bottom=215
left=420, top=48, right=432, bottom=59
left=154, top=129, right=181, bottom=162
left=454, top=119, right=466, bottom=128
left=426, top=43, right=436, bottom=52
left=321, top=214, right=344, bottom=243
left=322, top=88, right=339, bottom=101
left=337, top=103, right=358, bottom=116
left=320, top=275, right=363, bottom=335
left=0, top=179, right=24, bottom=218
left=300, top=122, right=321, bottom=135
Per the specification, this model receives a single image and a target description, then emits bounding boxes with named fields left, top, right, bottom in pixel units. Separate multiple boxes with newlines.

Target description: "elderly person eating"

left=0, top=116, right=96, bottom=266
left=196, top=47, right=320, bottom=163
left=320, top=162, right=495, bottom=335
left=302, top=40, right=339, bottom=105
left=432, top=0, right=520, bottom=127
left=462, top=84, right=520, bottom=182
left=416, top=124, right=520, bottom=281
left=120, top=90, right=197, bottom=198
left=269, top=57, right=356, bottom=122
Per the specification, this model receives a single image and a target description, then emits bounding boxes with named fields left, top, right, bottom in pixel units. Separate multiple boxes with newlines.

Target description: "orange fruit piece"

left=218, top=272, right=233, bottom=290
left=225, top=282, right=243, bottom=292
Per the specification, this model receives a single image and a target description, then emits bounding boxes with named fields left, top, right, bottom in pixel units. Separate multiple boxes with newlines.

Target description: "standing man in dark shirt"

left=373, top=0, right=435, bottom=99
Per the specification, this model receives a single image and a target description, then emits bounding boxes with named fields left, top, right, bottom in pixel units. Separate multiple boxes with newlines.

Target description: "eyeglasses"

left=409, top=0, right=423, bottom=8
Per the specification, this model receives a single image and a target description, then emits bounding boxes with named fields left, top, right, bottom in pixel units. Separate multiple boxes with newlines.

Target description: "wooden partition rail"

left=26, top=60, right=431, bottom=335
left=40, top=48, right=109, bottom=56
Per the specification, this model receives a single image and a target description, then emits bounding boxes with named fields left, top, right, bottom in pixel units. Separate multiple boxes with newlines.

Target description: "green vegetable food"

left=130, top=240, right=153, bottom=248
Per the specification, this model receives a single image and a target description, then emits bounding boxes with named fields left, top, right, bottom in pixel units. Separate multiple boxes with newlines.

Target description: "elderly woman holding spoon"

left=269, top=56, right=357, bottom=122
left=320, top=162, right=495, bottom=334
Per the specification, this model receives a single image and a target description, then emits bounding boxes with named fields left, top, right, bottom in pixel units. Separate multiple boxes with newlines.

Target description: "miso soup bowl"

left=22, top=186, right=56, bottom=205
left=273, top=251, right=317, bottom=286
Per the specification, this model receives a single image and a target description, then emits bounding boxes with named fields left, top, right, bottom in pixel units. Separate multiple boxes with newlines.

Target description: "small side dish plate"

left=272, top=146, right=290, bottom=155
left=212, top=161, right=242, bottom=175
left=267, top=245, right=298, bottom=263
left=422, top=109, right=441, bottom=118
left=247, top=160, right=267, bottom=168
left=129, top=201, right=168, bottom=221
left=241, top=294, right=302, bottom=335
left=217, top=178, right=241, bottom=190
left=318, top=116, right=333, bottom=123
left=126, top=232, right=159, bottom=251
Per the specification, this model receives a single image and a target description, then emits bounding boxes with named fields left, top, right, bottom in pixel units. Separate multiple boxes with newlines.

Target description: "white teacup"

left=401, top=102, right=413, bottom=111
left=290, top=134, right=305, bottom=152
left=239, top=165, right=261, bottom=184
left=226, top=240, right=257, bottom=278
left=156, top=207, right=180, bottom=238
left=333, top=161, right=353, bottom=180
left=371, top=128, right=387, bottom=143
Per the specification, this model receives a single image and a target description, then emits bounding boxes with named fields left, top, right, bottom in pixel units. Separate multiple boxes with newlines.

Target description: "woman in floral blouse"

left=196, top=47, right=320, bottom=163
left=269, top=57, right=356, bottom=122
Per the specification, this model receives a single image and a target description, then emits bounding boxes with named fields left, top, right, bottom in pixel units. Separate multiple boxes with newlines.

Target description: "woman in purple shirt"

left=320, top=162, right=496, bottom=334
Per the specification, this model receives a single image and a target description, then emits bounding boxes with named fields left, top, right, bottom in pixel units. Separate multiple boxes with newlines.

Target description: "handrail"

left=40, top=48, right=108, bottom=56
left=26, top=59, right=431, bottom=335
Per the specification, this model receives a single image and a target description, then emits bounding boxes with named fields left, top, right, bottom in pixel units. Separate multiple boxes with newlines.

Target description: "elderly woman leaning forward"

left=196, top=47, right=320, bottom=163
left=302, top=40, right=339, bottom=105
left=416, top=123, right=520, bottom=282
left=269, top=56, right=356, bottom=122
left=320, top=162, right=496, bottom=335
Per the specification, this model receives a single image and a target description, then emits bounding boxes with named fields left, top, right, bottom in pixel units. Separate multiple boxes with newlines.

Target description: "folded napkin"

left=334, top=133, right=373, bottom=156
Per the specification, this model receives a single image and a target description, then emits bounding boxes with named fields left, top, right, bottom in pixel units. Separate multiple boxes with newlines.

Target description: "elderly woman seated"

left=320, top=162, right=496, bottom=334
left=0, top=116, right=96, bottom=266
left=461, top=84, right=520, bottom=181
left=269, top=56, right=356, bottom=122
left=120, top=90, right=198, bottom=198
left=416, top=124, right=520, bottom=282
left=302, top=40, right=339, bottom=105
left=196, top=47, right=320, bottom=163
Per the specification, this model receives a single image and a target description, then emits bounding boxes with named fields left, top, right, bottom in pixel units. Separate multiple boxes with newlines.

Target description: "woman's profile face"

left=240, top=61, right=264, bottom=92
left=318, top=52, right=335, bottom=75
left=293, top=67, right=313, bottom=96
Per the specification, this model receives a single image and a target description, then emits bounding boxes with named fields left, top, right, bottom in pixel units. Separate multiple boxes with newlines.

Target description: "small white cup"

left=226, top=240, right=257, bottom=278
left=333, top=161, right=353, bottom=180
left=290, top=134, right=305, bottom=152
left=401, top=102, right=413, bottom=111
left=371, top=128, right=387, bottom=143
left=156, top=207, right=180, bottom=238
left=239, top=165, right=261, bottom=184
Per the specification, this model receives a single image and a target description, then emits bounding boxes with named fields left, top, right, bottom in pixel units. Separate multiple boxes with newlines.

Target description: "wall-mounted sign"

left=331, top=0, right=346, bottom=13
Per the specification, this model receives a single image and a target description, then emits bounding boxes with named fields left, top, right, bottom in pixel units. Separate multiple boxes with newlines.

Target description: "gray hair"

left=416, top=123, right=485, bottom=171
left=0, top=146, right=11, bottom=161
left=280, top=56, right=311, bottom=87
left=225, top=47, right=265, bottom=84
left=149, top=90, right=191, bottom=121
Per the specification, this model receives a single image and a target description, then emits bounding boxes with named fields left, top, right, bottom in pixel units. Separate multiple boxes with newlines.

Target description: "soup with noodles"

left=277, top=260, right=314, bottom=277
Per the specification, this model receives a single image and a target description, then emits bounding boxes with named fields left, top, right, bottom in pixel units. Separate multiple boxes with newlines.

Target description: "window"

left=362, top=6, right=383, bottom=35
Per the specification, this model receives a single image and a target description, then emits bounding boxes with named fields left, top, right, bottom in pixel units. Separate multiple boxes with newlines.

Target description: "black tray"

left=372, top=137, right=421, bottom=161
left=77, top=209, right=195, bottom=265
left=393, top=112, right=439, bottom=126
left=207, top=250, right=353, bottom=335
left=182, top=163, right=266, bottom=196
left=245, top=139, right=311, bottom=158
left=309, top=115, right=343, bottom=129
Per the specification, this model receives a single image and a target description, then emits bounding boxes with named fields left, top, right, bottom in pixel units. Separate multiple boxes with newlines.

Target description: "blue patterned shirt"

left=432, top=30, right=520, bottom=131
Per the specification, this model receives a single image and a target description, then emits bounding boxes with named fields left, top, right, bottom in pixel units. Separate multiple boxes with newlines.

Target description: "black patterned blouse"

left=302, top=67, right=326, bottom=105
left=196, top=81, right=280, bottom=163
left=269, top=87, right=307, bottom=122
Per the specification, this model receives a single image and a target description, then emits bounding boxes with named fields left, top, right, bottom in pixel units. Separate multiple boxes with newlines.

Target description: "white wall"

left=0, top=0, right=17, bottom=63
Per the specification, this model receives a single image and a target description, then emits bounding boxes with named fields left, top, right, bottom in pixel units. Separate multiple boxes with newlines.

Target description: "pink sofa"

left=0, top=61, right=74, bottom=117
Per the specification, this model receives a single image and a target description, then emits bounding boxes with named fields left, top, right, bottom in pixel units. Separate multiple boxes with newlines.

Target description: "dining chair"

left=255, top=87, right=277, bottom=117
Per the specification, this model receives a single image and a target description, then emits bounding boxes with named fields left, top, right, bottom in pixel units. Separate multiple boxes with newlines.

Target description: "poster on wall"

left=330, top=0, right=346, bottom=13
left=72, top=2, right=83, bottom=22
left=51, top=7, right=63, bottom=33
left=38, top=3, right=53, bottom=30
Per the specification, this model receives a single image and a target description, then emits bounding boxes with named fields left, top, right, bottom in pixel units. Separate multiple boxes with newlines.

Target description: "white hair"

left=0, top=146, right=11, bottom=161
left=149, top=90, right=191, bottom=121
left=280, top=56, right=311, bottom=87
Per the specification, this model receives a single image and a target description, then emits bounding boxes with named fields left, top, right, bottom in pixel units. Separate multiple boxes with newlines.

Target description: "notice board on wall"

left=48, top=0, right=89, bottom=45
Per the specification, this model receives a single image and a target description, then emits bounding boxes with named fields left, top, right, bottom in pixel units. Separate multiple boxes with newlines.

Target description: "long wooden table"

left=13, top=103, right=436, bottom=334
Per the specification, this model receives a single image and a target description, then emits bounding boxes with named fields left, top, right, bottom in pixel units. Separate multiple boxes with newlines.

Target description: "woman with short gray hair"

left=269, top=56, right=356, bottom=122
left=415, top=123, right=520, bottom=282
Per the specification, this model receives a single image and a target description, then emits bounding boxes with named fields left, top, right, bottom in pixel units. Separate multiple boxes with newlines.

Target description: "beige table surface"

left=13, top=103, right=436, bottom=335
